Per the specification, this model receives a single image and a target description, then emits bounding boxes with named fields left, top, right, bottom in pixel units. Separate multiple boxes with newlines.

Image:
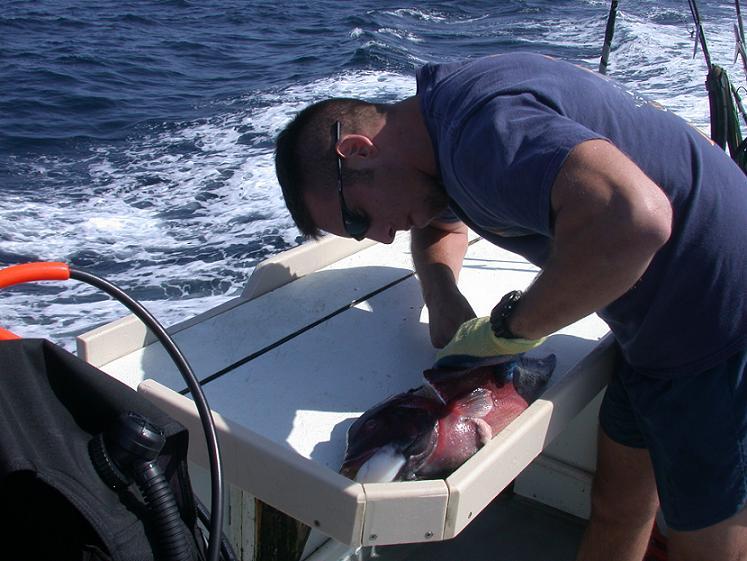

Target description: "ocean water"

left=0, top=0, right=743, bottom=348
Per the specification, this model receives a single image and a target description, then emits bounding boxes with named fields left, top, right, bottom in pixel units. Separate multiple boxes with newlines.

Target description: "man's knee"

left=589, top=469, right=658, bottom=526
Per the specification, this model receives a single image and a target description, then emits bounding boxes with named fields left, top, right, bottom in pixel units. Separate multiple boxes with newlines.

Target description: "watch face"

left=490, top=290, right=522, bottom=339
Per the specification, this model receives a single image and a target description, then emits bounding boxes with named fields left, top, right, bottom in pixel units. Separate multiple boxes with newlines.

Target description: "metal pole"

left=599, top=0, right=619, bottom=74
left=689, top=0, right=712, bottom=69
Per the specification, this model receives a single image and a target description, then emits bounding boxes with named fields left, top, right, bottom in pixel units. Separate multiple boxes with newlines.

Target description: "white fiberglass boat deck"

left=78, top=232, right=613, bottom=553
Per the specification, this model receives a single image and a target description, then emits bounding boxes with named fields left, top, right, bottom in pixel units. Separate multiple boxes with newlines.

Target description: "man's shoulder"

left=419, top=52, right=556, bottom=82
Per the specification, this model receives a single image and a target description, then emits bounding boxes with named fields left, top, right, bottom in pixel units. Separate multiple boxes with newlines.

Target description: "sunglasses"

left=335, top=121, right=370, bottom=241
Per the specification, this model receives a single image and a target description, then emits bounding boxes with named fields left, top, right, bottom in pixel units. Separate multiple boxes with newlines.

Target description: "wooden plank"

left=254, top=502, right=310, bottom=561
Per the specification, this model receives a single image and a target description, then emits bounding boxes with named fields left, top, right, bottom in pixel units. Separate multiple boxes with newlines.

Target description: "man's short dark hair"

left=275, top=98, right=381, bottom=239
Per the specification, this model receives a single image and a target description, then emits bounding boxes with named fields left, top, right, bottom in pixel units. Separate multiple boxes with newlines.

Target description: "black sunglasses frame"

left=335, top=121, right=369, bottom=241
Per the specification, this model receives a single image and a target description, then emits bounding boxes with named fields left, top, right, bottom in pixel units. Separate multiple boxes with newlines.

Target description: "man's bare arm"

left=508, top=139, right=673, bottom=339
left=411, top=219, right=476, bottom=347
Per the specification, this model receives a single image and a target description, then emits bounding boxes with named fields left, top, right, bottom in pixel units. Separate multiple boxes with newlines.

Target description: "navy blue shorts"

left=599, top=345, right=747, bottom=531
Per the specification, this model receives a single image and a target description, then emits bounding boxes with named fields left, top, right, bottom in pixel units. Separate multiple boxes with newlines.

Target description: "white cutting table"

left=84, top=233, right=613, bottom=548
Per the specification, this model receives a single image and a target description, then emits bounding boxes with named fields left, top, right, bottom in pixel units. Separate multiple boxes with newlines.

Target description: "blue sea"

left=0, top=0, right=742, bottom=347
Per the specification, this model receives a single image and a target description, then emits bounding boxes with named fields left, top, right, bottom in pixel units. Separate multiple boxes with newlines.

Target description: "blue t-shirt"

left=417, top=53, right=747, bottom=377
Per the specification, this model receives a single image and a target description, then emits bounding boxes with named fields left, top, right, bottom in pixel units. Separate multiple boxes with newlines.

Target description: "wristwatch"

left=489, top=290, right=523, bottom=339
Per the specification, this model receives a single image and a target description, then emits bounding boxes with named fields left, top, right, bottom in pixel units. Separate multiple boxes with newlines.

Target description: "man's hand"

left=427, top=286, right=476, bottom=348
left=435, top=316, right=545, bottom=366
left=411, top=220, right=473, bottom=347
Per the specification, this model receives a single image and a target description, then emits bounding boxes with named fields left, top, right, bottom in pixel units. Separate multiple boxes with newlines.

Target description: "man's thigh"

left=668, top=507, right=747, bottom=561
left=591, top=428, right=658, bottom=522
left=601, top=346, right=747, bottom=533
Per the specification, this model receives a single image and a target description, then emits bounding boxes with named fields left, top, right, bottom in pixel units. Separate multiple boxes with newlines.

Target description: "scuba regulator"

left=0, top=262, right=231, bottom=561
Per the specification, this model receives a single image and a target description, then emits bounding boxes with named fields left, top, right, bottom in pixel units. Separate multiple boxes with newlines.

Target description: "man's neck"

left=388, top=96, right=439, bottom=177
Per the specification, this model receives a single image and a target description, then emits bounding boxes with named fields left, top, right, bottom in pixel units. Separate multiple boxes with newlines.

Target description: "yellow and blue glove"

left=434, top=316, right=545, bottom=368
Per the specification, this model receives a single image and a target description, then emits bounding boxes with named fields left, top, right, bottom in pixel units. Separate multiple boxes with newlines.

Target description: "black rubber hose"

left=196, top=499, right=239, bottom=561
left=69, top=268, right=223, bottom=561
left=136, top=461, right=192, bottom=561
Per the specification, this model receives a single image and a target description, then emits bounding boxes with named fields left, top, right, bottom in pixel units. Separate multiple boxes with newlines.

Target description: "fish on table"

left=340, top=354, right=556, bottom=483
left=285, top=353, right=556, bottom=561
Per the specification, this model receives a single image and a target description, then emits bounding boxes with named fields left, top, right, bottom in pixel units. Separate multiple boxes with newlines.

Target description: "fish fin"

left=512, top=354, right=556, bottom=403
left=456, top=387, right=494, bottom=418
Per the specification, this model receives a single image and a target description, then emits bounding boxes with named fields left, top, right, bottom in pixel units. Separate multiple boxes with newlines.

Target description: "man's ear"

left=337, top=134, right=378, bottom=160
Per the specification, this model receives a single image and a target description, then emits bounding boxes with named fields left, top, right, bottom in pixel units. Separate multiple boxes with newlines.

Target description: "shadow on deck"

left=371, top=492, right=585, bottom=561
